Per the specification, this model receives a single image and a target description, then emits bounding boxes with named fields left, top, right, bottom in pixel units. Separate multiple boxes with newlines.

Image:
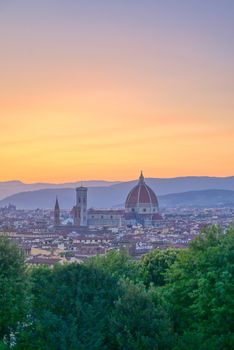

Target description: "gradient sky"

left=0, top=0, right=233, bottom=182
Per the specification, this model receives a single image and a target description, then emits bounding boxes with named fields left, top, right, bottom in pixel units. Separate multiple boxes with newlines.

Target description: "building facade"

left=87, top=209, right=124, bottom=227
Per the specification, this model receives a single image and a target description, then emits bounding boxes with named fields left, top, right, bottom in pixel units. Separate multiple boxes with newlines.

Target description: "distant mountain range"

left=0, top=176, right=234, bottom=200
left=159, top=189, right=234, bottom=208
left=0, top=180, right=120, bottom=200
left=0, top=176, right=233, bottom=209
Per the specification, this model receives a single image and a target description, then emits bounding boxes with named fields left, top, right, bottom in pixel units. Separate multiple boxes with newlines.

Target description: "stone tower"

left=54, top=197, right=60, bottom=226
left=72, top=205, right=81, bottom=227
left=75, top=186, right=88, bottom=226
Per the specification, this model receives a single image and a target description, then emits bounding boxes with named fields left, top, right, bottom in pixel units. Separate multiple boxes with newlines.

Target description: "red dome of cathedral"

left=125, top=172, right=159, bottom=211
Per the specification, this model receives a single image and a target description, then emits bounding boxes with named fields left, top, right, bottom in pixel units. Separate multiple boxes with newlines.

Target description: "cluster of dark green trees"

left=0, top=225, right=233, bottom=350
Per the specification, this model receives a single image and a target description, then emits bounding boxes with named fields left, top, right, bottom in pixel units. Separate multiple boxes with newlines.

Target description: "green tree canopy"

left=109, top=279, right=173, bottom=350
left=0, top=236, right=28, bottom=347
left=87, top=249, right=140, bottom=282
left=18, top=255, right=172, bottom=350
left=165, top=226, right=234, bottom=350
left=140, top=248, right=179, bottom=287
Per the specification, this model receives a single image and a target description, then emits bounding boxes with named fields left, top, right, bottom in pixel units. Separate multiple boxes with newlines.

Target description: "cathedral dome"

left=125, top=172, right=159, bottom=214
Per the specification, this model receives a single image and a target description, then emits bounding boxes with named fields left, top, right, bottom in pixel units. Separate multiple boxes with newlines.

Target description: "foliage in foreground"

left=165, top=226, right=234, bottom=350
left=15, top=263, right=171, bottom=350
left=0, top=225, right=233, bottom=350
left=0, top=237, right=28, bottom=347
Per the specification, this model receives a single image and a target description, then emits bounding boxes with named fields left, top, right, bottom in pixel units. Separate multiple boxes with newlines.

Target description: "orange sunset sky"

left=0, top=1, right=233, bottom=183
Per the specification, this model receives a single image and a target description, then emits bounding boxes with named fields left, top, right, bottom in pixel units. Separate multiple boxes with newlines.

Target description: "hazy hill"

left=0, top=180, right=120, bottom=200
left=0, top=186, right=233, bottom=210
left=0, top=176, right=234, bottom=202
left=159, top=189, right=234, bottom=208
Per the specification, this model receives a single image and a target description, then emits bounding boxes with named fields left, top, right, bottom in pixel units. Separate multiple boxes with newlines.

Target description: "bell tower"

left=76, top=186, right=88, bottom=226
left=54, top=197, right=60, bottom=226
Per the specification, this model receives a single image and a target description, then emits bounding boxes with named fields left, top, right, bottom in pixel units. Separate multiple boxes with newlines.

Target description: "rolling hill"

left=0, top=180, right=120, bottom=200
left=0, top=186, right=233, bottom=209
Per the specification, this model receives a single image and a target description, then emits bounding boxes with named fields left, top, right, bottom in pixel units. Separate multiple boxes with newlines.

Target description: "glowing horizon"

left=1, top=1, right=233, bottom=183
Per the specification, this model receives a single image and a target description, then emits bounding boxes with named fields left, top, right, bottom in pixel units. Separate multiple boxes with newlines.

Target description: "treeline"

left=0, top=226, right=233, bottom=350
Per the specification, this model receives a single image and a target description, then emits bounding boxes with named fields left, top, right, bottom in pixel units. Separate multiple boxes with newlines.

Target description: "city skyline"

left=1, top=0, right=233, bottom=182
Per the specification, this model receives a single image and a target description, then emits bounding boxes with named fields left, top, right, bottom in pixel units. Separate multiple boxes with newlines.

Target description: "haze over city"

left=1, top=0, right=233, bottom=183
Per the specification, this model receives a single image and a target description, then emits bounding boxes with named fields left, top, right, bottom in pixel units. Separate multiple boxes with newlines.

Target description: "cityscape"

left=0, top=172, right=233, bottom=266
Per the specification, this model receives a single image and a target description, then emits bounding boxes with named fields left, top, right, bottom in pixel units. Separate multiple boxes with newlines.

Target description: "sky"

left=0, top=0, right=233, bottom=182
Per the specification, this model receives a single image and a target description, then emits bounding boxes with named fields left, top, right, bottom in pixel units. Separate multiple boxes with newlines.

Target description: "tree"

left=18, top=254, right=173, bottom=350
left=0, top=236, right=28, bottom=347
left=87, top=250, right=140, bottom=282
left=165, top=226, right=234, bottom=350
left=109, top=279, right=173, bottom=350
left=18, top=263, right=121, bottom=349
left=140, top=248, right=179, bottom=287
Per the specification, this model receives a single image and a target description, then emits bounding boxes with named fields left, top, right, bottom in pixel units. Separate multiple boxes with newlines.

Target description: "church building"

left=54, top=172, right=162, bottom=229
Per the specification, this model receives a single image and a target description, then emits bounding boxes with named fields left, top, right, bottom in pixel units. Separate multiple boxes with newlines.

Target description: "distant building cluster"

left=1, top=206, right=233, bottom=266
left=54, top=172, right=162, bottom=230
left=1, top=172, right=233, bottom=266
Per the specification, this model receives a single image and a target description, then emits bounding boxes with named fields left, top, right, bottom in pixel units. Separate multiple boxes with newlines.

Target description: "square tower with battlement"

left=76, top=186, right=88, bottom=226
